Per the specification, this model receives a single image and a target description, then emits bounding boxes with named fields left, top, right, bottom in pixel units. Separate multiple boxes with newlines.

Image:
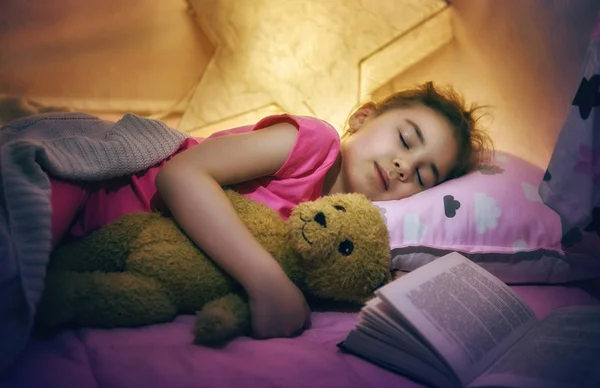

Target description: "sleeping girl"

left=45, top=81, right=494, bottom=341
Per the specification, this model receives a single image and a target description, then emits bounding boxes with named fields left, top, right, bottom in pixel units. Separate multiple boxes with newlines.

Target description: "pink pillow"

left=374, top=152, right=600, bottom=284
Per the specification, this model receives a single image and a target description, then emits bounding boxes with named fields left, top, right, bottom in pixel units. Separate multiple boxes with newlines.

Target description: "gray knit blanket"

left=0, top=112, right=188, bottom=372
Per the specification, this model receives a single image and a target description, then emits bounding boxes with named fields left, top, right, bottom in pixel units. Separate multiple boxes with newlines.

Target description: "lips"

left=374, top=162, right=389, bottom=191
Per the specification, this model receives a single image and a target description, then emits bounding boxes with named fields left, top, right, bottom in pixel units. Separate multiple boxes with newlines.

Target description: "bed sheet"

left=1, top=285, right=598, bottom=388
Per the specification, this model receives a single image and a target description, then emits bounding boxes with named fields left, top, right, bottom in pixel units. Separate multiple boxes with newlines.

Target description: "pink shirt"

left=50, top=114, right=340, bottom=247
left=209, top=114, right=340, bottom=219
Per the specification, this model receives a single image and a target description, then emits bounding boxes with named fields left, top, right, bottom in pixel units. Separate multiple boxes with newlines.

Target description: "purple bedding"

left=2, top=285, right=598, bottom=388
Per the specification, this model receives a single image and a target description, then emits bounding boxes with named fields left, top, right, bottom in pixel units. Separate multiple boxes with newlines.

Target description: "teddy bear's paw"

left=193, top=313, right=235, bottom=347
left=193, top=294, right=251, bottom=347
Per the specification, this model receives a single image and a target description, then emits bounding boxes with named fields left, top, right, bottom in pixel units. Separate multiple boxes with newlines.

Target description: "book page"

left=471, top=306, right=600, bottom=388
left=377, top=252, right=538, bottom=386
left=363, top=298, right=427, bottom=350
left=340, top=329, right=461, bottom=388
left=360, top=298, right=451, bottom=374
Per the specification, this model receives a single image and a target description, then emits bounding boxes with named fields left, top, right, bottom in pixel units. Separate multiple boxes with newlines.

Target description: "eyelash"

left=399, top=133, right=409, bottom=149
left=416, top=170, right=424, bottom=187
left=400, top=132, right=425, bottom=187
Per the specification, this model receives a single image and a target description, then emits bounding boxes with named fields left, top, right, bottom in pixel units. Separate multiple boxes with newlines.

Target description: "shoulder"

left=207, top=114, right=338, bottom=144
left=254, top=114, right=339, bottom=147
left=269, top=115, right=340, bottom=179
left=201, top=113, right=340, bottom=179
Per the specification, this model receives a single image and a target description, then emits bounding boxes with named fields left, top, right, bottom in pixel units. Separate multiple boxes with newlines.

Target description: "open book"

left=338, top=252, right=600, bottom=388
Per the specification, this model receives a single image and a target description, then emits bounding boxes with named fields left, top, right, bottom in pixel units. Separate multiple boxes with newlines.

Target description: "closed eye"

left=399, top=133, right=409, bottom=149
left=416, top=169, right=424, bottom=187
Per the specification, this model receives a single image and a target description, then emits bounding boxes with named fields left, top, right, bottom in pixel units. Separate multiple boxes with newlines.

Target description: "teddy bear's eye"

left=333, top=205, right=346, bottom=212
left=338, top=239, right=354, bottom=256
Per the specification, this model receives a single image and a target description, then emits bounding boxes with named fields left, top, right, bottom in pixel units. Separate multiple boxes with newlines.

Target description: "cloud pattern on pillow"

left=374, top=152, right=600, bottom=284
left=474, top=193, right=501, bottom=234
left=403, top=214, right=427, bottom=244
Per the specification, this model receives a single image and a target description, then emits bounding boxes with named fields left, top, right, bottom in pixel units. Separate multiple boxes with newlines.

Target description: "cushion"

left=374, top=152, right=600, bottom=284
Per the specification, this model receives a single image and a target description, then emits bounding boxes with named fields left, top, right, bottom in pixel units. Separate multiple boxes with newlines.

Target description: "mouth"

left=374, top=162, right=389, bottom=191
left=301, top=222, right=313, bottom=245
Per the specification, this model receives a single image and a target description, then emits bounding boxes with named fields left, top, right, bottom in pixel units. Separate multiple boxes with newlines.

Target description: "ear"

left=348, top=103, right=376, bottom=132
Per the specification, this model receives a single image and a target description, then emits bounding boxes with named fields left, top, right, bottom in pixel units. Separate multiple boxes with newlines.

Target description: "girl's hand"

left=247, top=268, right=311, bottom=339
left=156, top=122, right=309, bottom=338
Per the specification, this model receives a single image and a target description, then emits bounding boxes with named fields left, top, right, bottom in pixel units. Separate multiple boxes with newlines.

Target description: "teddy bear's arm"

left=36, top=270, right=178, bottom=329
left=193, top=293, right=251, bottom=346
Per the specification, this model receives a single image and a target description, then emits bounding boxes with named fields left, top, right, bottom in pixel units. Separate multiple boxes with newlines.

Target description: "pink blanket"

left=2, top=285, right=598, bottom=388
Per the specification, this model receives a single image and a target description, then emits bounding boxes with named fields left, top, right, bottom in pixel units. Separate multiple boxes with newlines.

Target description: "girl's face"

left=340, top=103, right=458, bottom=201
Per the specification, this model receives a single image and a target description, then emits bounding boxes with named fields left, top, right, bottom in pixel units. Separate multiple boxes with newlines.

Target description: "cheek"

left=439, top=138, right=460, bottom=171
left=356, top=128, right=390, bottom=150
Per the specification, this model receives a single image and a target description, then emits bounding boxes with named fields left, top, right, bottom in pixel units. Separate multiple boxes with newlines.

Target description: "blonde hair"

left=346, top=82, right=494, bottom=181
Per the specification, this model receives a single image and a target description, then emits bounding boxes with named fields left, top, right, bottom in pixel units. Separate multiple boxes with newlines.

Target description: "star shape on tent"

left=180, top=0, right=451, bottom=135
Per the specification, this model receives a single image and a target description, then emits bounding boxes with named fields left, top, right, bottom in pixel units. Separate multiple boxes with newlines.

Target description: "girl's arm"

left=155, top=122, right=310, bottom=339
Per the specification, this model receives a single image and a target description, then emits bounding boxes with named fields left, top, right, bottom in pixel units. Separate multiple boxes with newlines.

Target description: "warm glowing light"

left=181, top=0, right=451, bottom=135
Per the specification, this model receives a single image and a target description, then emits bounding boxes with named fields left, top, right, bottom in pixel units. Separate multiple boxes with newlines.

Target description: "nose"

left=314, top=212, right=327, bottom=228
left=392, top=158, right=413, bottom=181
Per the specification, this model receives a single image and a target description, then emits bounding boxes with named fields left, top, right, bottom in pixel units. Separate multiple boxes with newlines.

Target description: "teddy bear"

left=36, top=190, right=391, bottom=345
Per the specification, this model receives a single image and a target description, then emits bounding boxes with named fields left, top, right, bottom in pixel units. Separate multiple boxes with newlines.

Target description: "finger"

left=253, top=330, right=278, bottom=340
left=291, top=320, right=311, bottom=336
left=251, top=324, right=271, bottom=340
left=304, top=304, right=312, bottom=329
left=290, top=325, right=305, bottom=337
left=303, top=319, right=312, bottom=330
left=303, top=311, right=312, bottom=330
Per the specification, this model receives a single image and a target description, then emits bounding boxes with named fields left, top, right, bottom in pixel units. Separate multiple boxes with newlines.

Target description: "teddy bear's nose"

left=314, top=212, right=327, bottom=228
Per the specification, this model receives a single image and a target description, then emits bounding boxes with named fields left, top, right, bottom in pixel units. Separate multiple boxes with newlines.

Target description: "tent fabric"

left=539, top=15, right=600, bottom=242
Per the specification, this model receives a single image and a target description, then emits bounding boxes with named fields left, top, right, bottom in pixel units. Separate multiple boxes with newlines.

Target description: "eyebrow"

left=406, top=119, right=425, bottom=145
